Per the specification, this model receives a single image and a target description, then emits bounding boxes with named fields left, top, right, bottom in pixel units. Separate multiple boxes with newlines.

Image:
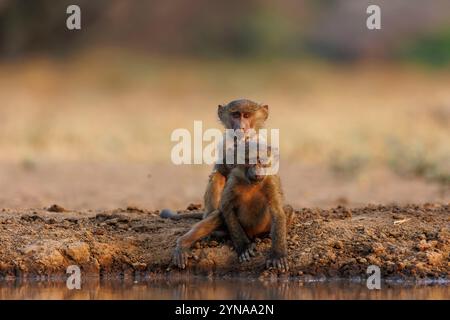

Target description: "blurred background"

left=0, top=0, right=449, bottom=210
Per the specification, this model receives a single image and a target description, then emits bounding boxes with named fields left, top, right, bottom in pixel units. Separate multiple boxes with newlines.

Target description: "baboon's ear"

left=218, top=104, right=225, bottom=119
left=261, top=104, right=269, bottom=120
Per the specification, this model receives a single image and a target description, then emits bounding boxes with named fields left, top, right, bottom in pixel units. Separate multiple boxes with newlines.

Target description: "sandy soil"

left=0, top=203, right=448, bottom=280
left=0, top=161, right=447, bottom=210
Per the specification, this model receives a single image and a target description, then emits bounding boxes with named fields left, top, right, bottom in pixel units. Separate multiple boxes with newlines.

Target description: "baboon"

left=160, top=99, right=269, bottom=220
left=172, top=145, right=294, bottom=272
left=161, top=99, right=293, bottom=271
left=206, top=99, right=269, bottom=215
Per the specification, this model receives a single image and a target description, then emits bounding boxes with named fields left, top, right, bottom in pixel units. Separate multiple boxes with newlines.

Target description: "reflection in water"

left=0, top=278, right=448, bottom=300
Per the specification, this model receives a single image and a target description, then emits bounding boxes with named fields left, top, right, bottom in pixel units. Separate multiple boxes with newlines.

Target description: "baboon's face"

left=245, top=165, right=266, bottom=183
left=218, top=99, right=269, bottom=133
left=232, top=162, right=267, bottom=184
left=229, top=110, right=252, bottom=133
left=243, top=149, right=272, bottom=183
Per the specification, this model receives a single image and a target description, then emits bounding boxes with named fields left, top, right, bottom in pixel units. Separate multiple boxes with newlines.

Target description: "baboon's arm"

left=219, top=185, right=251, bottom=255
left=222, top=209, right=252, bottom=254
left=269, top=204, right=287, bottom=257
left=266, top=186, right=289, bottom=271
left=203, top=170, right=226, bottom=216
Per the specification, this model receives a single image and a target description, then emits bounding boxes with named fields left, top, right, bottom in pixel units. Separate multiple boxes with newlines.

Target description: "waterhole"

left=0, top=278, right=448, bottom=300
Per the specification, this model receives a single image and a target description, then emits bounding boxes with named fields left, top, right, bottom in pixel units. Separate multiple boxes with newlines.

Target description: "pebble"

left=332, top=241, right=343, bottom=249
left=47, top=204, right=66, bottom=213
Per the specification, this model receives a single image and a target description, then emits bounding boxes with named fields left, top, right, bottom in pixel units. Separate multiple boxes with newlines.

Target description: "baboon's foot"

left=237, top=242, right=257, bottom=263
left=172, top=246, right=190, bottom=269
left=266, top=253, right=289, bottom=272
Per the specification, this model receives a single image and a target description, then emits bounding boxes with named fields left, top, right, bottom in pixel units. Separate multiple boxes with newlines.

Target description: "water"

left=0, top=278, right=448, bottom=300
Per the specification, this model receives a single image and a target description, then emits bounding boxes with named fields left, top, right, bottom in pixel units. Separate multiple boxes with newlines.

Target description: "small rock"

left=332, top=241, right=343, bottom=249
left=93, top=228, right=105, bottom=235
left=46, top=218, right=57, bottom=224
left=415, top=262, right=427, bottom=271
left=118, top=223, right=129, bottom=230
left=187, top=203, right=202, bottom=211
left=65, top=242, right=90, bottom=264
left=209, top=240, right=219, bottom=247
left=132, top=262, right=147, bottom=270
left=42, top=249, right=65, bottom=268
left=159, top=209, right=180, bottom=220
left=371, top=243, right=385, bottom=256
left=132, top=225, right=151, bottom=233
left=21, top=214, right=44, bottom=222
left=47, top=204, right=66, bottom=213
left=106, top=218, right=119, bottom=226
left=417, top=240, right=431, bottom=251
left=126, top=206, right=145, bottom=213
left=427, top=252, right=443, bottom=265
left=95, top=213, right=110, bottom=222
left=341, top=209, right=352, bottom=219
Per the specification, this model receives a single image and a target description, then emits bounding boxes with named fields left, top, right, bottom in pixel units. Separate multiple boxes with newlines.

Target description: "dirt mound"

left=0, top=204, right=448, bottom=280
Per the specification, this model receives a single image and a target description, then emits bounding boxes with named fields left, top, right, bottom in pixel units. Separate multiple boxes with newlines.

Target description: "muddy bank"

left=0, top=204, right=448, bottom=280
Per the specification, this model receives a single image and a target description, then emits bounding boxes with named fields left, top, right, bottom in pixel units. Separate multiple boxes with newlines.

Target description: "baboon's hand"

left=238, top=243, right=257, bottom=263
left=266, top=254, right=289, bottom=272
left=172, top=246, right=190, bottom=269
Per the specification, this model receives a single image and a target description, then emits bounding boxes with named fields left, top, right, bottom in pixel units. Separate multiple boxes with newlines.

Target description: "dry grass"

left=1, top=50, right=449, bottom=185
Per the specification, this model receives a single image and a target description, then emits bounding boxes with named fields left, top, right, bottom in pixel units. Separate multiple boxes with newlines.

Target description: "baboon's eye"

left=242, top=113, right=250, bottom=119
left=231, top=112, right=240, bottom=118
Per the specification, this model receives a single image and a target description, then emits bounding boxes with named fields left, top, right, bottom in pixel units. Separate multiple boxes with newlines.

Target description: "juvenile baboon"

left=205, top=99, right=269, bottom=216
left=173, top=146, right=294, bottom=272
left=160, top=99, right=269, bottom=220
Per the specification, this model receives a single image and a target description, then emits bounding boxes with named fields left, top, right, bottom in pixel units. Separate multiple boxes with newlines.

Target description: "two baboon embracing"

left=161, top=99, right=293, bottom=271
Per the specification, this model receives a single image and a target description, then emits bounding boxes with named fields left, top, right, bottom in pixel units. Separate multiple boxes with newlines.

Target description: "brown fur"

left=173, top=146, right=294, bottom=272
left=206, top=99, right=269, bottom=217
left=161, top=99, right=269, bottom=220
left=165, top=99, right=293, bottom=271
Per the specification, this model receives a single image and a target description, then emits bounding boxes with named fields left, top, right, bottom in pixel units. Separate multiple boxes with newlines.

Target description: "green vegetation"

left=398, top=29, right=450, bottom=66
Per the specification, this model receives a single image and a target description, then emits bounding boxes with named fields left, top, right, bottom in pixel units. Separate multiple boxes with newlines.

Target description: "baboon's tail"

left=159, top=209, right=203, bottom=220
